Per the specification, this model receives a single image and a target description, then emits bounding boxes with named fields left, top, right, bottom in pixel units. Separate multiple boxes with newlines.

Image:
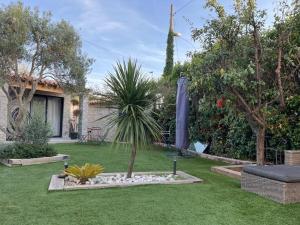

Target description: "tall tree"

left=0, top=2, right=87, bottom=139
left=163, top=4, right=174, bottom=77
left=105, top=59, right=161, bottom=178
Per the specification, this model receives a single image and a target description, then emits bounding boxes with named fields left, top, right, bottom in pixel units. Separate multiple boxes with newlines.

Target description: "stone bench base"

left=241, top=172, right=300, bottom=204
left=0, top=154, right=69, bottom=167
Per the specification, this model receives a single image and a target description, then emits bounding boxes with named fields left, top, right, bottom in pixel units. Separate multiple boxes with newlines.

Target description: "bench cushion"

left=243, top=165, right=300, bottom=183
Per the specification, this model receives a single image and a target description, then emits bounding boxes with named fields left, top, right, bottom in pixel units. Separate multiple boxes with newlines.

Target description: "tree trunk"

left=14, top=105, right=27, bottom=139
left=127, top=144, right=137, bottom=178
left=252, top=22, right=262, bottom=108
left=3, top=82, right=38, bottom=140
left=275, top=43, right=285, bottom=109
left=256, top=126, right=265, bottom=165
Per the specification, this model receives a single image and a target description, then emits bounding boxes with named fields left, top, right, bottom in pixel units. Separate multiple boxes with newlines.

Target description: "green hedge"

left=0, top=143, right=57, bottom=159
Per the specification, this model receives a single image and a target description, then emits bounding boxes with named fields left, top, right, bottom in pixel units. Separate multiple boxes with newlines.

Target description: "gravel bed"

left=65, top=173, right=181, bottom=186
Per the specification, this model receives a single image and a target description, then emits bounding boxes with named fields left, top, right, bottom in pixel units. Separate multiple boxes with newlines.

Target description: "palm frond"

left=104, top=59, right=161, bottom=147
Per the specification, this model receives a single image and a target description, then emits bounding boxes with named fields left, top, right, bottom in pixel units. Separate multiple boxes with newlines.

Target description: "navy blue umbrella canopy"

left=175, top=76, right=189, bottom=150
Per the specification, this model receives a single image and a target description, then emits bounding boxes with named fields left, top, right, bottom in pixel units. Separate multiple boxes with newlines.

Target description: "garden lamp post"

left=64, top=160, right=68, bottom=169
left=173, top=156, right=177, bottom=175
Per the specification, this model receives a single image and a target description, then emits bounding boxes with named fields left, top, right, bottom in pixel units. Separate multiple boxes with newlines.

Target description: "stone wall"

left=87, top=104, right=117, bottom=142
left=0, top=86, right=8, bottom=142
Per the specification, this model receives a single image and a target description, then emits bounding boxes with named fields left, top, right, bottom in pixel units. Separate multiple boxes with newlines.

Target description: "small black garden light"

left=173, top=156, right=177, bottom=175
left=64, top=160, right=69, bottom=169
left=58, top=160, right=69, bottom=179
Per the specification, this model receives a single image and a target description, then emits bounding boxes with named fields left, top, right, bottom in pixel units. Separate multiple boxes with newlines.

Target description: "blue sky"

left=1, top=0, right=286, bottom=88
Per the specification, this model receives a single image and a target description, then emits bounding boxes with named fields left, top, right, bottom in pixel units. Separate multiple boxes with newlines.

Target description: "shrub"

left=0, top=143, right=57, bottom=159
left=0, top=114, right=57, bottom=159
left=65, top=163, right=104, bottom=184
left=22, top=114, right=52, bottom=145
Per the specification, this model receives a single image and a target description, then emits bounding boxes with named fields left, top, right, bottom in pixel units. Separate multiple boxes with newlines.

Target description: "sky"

left=0, top=0, right=288, bottom=89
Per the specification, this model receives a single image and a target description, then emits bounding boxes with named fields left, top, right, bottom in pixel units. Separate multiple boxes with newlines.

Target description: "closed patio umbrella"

left=175, top=76, right=189, bottom=151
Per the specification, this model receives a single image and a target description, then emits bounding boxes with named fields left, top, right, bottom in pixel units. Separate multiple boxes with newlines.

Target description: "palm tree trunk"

left=127, top=144, right=137, bottom=178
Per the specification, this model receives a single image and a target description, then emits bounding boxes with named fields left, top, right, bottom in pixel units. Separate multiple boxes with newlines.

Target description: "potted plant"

left=71, top=99, right=79, bottom=106
left=70, top=132, right=78, bottom=139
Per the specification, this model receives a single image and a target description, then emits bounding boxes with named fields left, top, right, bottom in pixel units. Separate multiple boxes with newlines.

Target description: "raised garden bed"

left=0, top=154, right=69, bottom=167
left=48, top=171, right=202, bottom=191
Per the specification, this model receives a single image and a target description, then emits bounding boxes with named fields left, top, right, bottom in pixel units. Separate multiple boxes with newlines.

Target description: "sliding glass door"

left=47, top=97, right=62, bottom=136
left=30, top=95, right=63, bottom=137
left=31, top=96, right=46, bottom=121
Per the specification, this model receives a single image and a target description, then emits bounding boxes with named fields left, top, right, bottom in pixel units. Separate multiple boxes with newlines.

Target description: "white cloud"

left=74, top=1, right=126, bottom=33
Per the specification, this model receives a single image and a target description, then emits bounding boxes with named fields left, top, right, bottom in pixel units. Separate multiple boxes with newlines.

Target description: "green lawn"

left=1, top=143, right=299, bottom=225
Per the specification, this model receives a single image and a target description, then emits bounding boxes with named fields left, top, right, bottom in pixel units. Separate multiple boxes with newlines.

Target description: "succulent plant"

left=65, top=163, right=104, bottom=184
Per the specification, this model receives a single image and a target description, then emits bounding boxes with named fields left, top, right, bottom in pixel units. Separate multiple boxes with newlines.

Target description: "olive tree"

left=0, top=2, right=89, bottom=139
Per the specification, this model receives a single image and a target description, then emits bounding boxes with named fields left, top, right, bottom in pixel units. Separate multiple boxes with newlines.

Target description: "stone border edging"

left=48, top=171, right=202, bottom=191
left=186, top=150, right=253, bottom=165
left=0, top=154, right=69, bottom=167
left=153, top=143, right=253, bottom=165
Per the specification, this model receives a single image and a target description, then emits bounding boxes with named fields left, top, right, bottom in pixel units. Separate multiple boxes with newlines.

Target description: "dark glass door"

left=30, top=95, right=63, bottom=137
left=47, top=97, right=62, bottom=137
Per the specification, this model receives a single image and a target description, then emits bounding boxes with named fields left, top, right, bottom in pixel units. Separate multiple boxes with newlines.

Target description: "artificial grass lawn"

left=1, top=144, right=300, bottom=225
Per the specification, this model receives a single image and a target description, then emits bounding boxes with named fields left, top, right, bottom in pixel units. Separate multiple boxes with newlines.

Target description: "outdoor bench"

left=241, top=165, right=300, bottom=204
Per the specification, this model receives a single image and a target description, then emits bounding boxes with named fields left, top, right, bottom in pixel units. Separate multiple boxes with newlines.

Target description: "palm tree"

left=105, top=59, right=161, bottom=178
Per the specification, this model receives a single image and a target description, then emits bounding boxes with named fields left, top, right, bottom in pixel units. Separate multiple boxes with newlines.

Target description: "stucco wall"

left=87, top=104, right=117, bottom=142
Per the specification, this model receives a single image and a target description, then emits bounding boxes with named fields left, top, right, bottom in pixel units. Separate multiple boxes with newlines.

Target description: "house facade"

left=0, top=81, right=72, bottom=142
left=0, top=81, right=115, bottom=142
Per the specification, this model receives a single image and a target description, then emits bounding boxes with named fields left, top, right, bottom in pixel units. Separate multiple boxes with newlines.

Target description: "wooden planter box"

left=0, top=154, right=69, bottom=167
left=285, top=150, right=300, bottom=166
